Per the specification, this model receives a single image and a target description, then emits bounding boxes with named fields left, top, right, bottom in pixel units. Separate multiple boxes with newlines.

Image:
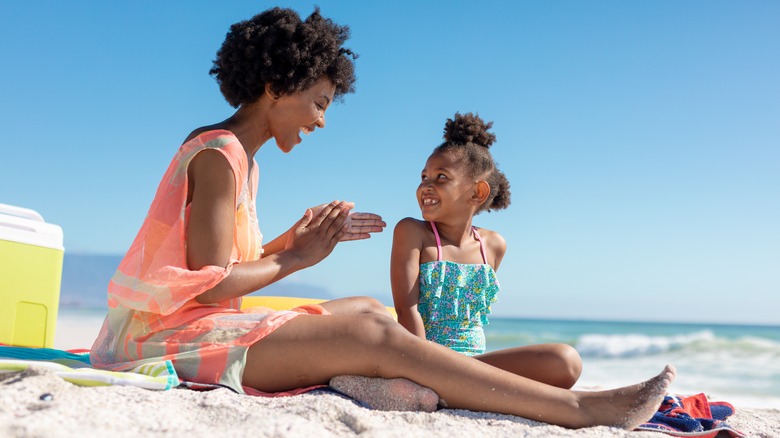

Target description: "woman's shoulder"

left=179, top=127, right=246, bottom=164
left=182, top=126, right=237, bottom=146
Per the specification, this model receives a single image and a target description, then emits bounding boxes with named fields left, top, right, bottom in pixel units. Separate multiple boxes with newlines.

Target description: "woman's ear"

left=471, top=180, right=491, bottom=206
left=264, top=83, right=281, bottom=101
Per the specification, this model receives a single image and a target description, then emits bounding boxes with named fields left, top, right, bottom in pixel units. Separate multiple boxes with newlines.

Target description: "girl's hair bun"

left=443, top=112, right=496, bottom=148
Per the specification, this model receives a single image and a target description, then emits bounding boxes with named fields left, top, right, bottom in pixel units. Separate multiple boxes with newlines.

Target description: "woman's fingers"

left=303, top=203, right=385, bottom=243
left=348, top=213, right=386, bottom=228
left=338, top=211, right=386, bottom=241
left=308, top=201, right=350, bottom=243
left=311, top=201, right=340, bottom=228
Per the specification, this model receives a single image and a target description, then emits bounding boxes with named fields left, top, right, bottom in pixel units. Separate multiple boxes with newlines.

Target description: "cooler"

left=0, top=203, right=64, bottom=348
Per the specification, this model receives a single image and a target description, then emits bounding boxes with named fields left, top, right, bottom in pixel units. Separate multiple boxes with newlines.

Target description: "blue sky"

left=1, top=1, right=778, bottom=325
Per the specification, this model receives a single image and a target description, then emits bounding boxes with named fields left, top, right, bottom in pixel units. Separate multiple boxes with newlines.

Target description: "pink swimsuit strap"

left=429, top=221, right=488, bottom=264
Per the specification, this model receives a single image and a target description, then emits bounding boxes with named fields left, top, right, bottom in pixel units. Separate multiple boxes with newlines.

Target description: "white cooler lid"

left=0, top=203, right=64, bottom=250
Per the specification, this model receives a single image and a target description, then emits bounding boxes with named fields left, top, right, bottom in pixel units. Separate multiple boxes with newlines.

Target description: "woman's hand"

left=309, top=202, right=386, bottom=241
left=283, top=201, right=350, bottom=268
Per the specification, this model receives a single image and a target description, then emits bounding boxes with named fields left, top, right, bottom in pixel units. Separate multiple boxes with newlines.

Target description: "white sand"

left=0, top=366, right=778, bottom=438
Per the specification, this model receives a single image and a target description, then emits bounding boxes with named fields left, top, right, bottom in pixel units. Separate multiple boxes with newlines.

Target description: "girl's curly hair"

left=209, top=7, right=357, bottom=108
left=435, top=112, right=511, bottom=213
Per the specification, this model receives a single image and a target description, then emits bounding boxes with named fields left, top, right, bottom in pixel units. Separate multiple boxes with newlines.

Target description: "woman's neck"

left=219, top=103, right=273, bottom=160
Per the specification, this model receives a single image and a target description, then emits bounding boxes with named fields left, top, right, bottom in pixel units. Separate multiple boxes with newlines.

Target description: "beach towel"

left=0, top=345, right=179, bottom=390
left=636, top=393, right=745, bottom=437
left=0, top=345, right=326, bottom=397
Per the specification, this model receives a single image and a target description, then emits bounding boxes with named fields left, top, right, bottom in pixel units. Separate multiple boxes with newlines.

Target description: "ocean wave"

left=574, top=330, right=780, bottom=358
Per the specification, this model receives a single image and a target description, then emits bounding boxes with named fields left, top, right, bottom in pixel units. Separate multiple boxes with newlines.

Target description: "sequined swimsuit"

left=417, top=221, right=500, bottom=356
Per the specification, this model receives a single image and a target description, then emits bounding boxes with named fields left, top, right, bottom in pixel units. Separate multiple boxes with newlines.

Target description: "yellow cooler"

left=0, top=203, right=64, bottom=348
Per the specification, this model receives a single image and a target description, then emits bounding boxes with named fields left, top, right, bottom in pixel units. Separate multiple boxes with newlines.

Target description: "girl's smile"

left=417, top=151, right=473, bottom=221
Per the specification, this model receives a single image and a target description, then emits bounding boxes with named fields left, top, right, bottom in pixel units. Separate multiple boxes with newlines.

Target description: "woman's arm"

left=390, top=218, right=427, bottom=339
left=187, top=150, right=350, bottom=304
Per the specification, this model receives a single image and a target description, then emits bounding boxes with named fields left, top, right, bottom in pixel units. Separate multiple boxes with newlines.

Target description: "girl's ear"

left=471, top=180, right=491, bottom=206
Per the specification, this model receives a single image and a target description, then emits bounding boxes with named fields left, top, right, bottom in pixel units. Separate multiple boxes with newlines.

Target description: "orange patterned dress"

left=90, top=130, right=328, bottom=394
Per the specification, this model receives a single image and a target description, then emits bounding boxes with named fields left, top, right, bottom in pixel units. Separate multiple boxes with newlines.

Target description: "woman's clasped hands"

left=285, top=201, right=386, bottom=267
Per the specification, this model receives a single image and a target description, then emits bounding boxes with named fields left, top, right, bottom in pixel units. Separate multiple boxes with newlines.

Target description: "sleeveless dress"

left=417, top=221, right=500, bottom=356
left=90, top=130, right=328, bottom=395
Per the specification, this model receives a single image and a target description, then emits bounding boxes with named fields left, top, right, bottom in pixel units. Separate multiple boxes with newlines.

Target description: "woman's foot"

left=578, top=365, right=677, bottom=429
left=329, top=375, right=439, bottom=412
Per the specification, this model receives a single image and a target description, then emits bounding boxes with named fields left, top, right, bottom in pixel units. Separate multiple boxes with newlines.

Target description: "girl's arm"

left=489, top=231, right=507, bottom=271
left=390, top=218, right=427, bottom=339
left=187, top=150, right=350, bottom=304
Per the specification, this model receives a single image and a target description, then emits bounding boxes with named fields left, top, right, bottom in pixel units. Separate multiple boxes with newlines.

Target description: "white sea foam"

left=575, top=330, right=716, bottom=358
left=486, top=318, right=780, bottom=408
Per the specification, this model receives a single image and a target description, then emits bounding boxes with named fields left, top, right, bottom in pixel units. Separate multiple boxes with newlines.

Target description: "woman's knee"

left=356, top=296, right=393, bottom=316
left=322, top=296, right=392, bottom=317
left=350, top=312, right=410, bottom=349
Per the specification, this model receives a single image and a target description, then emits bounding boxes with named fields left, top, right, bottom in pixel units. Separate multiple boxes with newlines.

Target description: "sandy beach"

left=0, top=364, right=777, bottom=438
left=0, top=313, right=775, bottom=437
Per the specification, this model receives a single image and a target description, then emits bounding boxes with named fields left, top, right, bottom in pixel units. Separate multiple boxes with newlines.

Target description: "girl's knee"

left=552, top=343, right=582, bottom=389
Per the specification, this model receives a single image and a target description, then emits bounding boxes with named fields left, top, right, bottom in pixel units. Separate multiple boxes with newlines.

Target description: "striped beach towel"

left=0, top=345, right=179, bottom=390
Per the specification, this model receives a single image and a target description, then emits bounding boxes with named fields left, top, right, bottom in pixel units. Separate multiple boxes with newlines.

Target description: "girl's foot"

left=329, top=375, right=439, bottom=412
left=578, top=365, right=677, bottom=429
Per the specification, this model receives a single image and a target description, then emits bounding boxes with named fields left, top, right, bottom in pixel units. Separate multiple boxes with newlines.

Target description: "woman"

left=91, top=7, right=675, bottom=429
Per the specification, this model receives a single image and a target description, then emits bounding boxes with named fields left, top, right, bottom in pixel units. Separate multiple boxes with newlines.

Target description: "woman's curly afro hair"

left=435, top=112, right=511, bottom=214
left=209, top=7, right=357, bottom=108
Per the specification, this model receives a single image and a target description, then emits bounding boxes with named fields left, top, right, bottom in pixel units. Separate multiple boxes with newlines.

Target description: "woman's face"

left=268, top=78, right=336, bottom=153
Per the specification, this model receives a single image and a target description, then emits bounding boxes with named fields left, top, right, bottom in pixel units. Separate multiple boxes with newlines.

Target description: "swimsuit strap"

left=472, top=227, right=489, bottom=265
left=430, top=221, right=443, bottom=262
left=429, top=221, right=488, bottom=264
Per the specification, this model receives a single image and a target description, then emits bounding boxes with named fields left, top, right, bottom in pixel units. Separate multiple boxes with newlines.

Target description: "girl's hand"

left=309, top=202, right=386, bottom=241
left=284, top=201, right=350, bottom=268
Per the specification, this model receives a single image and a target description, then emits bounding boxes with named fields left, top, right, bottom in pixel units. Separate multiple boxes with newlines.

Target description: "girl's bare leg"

left=243, top=313, right=675, bottom=429
left=475, top=343, right=583, bottom=389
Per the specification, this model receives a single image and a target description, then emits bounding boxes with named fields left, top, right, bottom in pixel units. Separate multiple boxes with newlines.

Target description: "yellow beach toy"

left=241, top=296, right=397, bottom=320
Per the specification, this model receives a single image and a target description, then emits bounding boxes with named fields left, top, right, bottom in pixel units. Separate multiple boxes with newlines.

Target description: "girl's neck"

left=431, top=217, right=475, bottom=247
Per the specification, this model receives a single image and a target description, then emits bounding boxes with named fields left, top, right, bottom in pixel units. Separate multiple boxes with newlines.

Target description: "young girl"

left=391, top=113, right=584, bottom=388
left=392, top=112, right=508, bottom=356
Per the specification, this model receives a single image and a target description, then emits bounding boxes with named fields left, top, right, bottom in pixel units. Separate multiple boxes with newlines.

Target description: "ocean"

left=58, top=305, right=779, bottom=409
left=485, top=317, right=780, bottom=409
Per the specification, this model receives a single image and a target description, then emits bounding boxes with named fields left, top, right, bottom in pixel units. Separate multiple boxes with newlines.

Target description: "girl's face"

left=417, top=151, right=475, bottom=222
left=267, top=77, right=336, bottom=153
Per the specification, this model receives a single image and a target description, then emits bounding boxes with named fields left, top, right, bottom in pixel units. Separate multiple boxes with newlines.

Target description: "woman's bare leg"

left=243, top=313, right=674, bottom=429
left=475, top=343, right=583, bottom=389
left=317, top=296, right=438, bottom=410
